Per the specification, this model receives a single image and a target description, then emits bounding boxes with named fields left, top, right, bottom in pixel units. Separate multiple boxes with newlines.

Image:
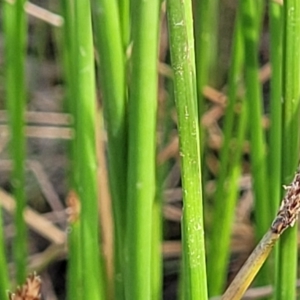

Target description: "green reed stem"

left=151, top=82, right=175, bottom=300
left=193, top=0, right=218, bottom=151
left=125, top=0, right=159, bottom=299
left=73, top=1, right=106, bottom=299
left=269, top=0, right=283, bottom=216
left=93, top=1, right=127, bottom=298
left=194, top=0, right=219, bottom=89
left=167, top=0, right=208, bottom=299
left=241, top=0, right=270, bottom=239
left=241, top=0, right=271, bottom=287
left=3, top=0, right=27, bottom=284
left=0, top=209, right=9, bottom=299
left=117, top=0, right=130, bottom=49
left=66, top=218, right=82, bottom=300
left=59, top=3, right=83, bottom=300
left=151, top=195, right=162, bottom=300
left=275, top=1, right=300, bottom=299
left=207, top=11, right=244, bottom=296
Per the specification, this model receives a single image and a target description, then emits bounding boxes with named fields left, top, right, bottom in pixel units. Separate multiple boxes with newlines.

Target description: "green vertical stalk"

left=92, top=0, right=127, bottom=298
left=207, top=11, right=245, bottom=296
left=152, top=79, right=175, bottom=300
left=241, top=0, right=271, bottom=287
left=208, top=103, right=248, bottom=293
left=117, top=0, right=130, bottom=49
left=194, top=0, right=219, bottom=88
left=194, top=0, right=219, bottom=126
left=66, top=216, right=83, bottom=300
left=59, top=1, right=76, bottom=122
left=59, top=3, right=83, bottom=300
left=125, top=0, right=159, bottom=298
left=0, top=209, right=9, bottom=299
left=167, top=0, right=208, bottom=299
left=241, top=0, right=270, bottom=240
left=151, top=196, right=162, bottom=300
left=3, top=0, right=27, bottom=284
left=269, top=0, right=283, bottom=215
left=0, top=4, right=12, bottom=298
left=269, top=8, right=282, bottom=298
left=275, top=1, right=300, bottom=299
left=73, top=1, right=106, bottom=299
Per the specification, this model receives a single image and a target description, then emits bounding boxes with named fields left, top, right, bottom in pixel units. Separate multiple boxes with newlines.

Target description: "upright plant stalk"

left=66, top=196, right=82, bottom=300
left=194, top=0, right=219, bottom=126
left=151, top=79, right=175, bottom=299
left=275, top=1, right=300, bottom=299
left=117, top=0, right=130, bottom=49
left=0, top=208, right=9, bottom=298
left=125, top=0, right=159, bottom=299
left=268, top=3, right=282, bottom=294
left=73, top=1, right=106, bottom=299
left=269, top=0, right=283, bottom=216
left=241, top=0, right=270, bottom=241
left=167, top=0, right=208, bottom=299
left=59, top=3, right=83, bottom=300
left=151, top=194, right=162, bottom=300
left=194, top=0, right=219, bottom=87
left=3, top=0, right=28, bottom=284
left=92, top=1, right=127, bottom=298
left=241, top=0, right=271, bottom=287
left=207, top=11, right=244, bottom=296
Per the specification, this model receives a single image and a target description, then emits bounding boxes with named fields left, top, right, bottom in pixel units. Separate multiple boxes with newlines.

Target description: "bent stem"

left=223, top=170, right=300, bottom=300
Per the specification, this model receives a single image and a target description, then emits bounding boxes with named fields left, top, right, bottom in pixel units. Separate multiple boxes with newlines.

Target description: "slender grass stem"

left=207, top=11, right=244, bottom=296
left=0, top=209, right=9, bottom=299
left=193, top=0, right=219, bottom=151
left=275, top=1, right=300, bottom=299
left=125, top=0, right=159, bottom=298
left=241, top=0, right=270, bottom=239
left=151, top=196, right=162, bottom=300
left=3, top=0, right=28, bottom=284
left=151, top=73, right=175, bottom=300
left=0, top=6, right=9, bottom=295
left=59, top=2, right=76, bottom=124
left=66, top=205, right=82, bottom=300
left=269, top=6, right=283, bottom=299
left=194, top=0, right=219, bottom=89
left=93, top=1, right=127, bottom=298
left=117, top=0, right=130, bottom=49
left=167, top=0, right=207, bottom=299
left=269, top=0, right=283, bottom=216
left=59, top=4, right=83, bottom=300
left=73, top=1, right=106, bottom=299
left=241, top=0, right=272, bottom=287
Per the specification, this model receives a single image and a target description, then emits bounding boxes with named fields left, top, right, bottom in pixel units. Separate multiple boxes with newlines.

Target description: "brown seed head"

left=271, top=171, right=300, bottom=234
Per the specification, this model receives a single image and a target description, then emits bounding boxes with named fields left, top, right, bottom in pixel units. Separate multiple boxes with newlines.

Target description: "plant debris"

left=8, top=273, right=41, bottom=300
left=66, top=190, right=81, bottom=224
